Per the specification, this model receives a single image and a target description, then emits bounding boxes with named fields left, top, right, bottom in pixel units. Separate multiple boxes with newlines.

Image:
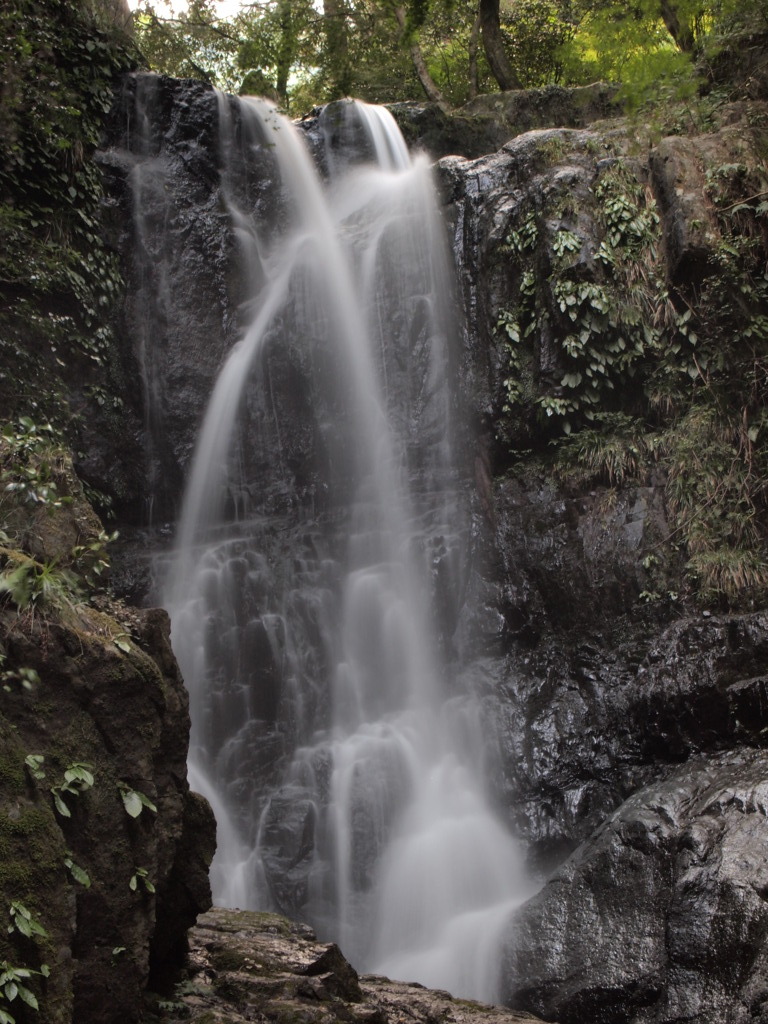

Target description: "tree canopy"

left=130, top=0, right=768, bottom=112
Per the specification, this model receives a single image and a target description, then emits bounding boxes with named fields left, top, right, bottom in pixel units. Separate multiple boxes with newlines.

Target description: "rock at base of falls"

left=153, top=907, right=552, bottom=1024
left=503, top=749, right=768, bottom=1024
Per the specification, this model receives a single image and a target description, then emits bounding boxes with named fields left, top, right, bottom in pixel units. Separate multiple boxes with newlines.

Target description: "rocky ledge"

left=152, top=908, right=551, bottom=1024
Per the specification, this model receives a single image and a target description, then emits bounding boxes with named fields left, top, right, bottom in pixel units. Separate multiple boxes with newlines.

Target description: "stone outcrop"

left=433, top=102, right=768, bottom=1021
left=0, top=595, right=215, bottom=1024
left=154, top=908, right=551, bottom=1024
left=0, top=451, right=215, bottom=1024
left=389, top=84, right=622, bottom=161
left=504, top=751, right=768, bottom=1024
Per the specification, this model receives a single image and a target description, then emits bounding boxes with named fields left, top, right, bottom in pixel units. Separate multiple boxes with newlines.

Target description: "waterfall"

left=149, top=90, right=525, bottom=1003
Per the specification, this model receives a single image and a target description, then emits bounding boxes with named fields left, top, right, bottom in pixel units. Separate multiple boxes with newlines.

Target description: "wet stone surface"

left=153, top=908, right=552, bottom=1024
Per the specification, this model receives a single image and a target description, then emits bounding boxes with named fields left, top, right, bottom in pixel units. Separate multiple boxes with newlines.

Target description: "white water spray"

left=162, top=95, right=525, bottom=1003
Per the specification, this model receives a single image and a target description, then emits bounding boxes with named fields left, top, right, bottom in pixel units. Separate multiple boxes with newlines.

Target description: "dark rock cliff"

left=435, top=98, right=768, bottom=1022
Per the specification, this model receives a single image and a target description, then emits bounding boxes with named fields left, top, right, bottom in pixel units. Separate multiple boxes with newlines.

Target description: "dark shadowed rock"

left=0, top=593, right=214, bottom=1024
left=389, top=84, right=622, bottom=160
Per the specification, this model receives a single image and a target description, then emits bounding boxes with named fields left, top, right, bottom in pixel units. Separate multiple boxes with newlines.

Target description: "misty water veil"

left=134, top=84, right=527, bottom=1002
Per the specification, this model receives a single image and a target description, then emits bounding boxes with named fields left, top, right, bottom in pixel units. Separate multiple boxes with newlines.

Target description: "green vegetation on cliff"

left=494, top=111, right=768, bottom=608
left=0, top=0, right=137, bottom=431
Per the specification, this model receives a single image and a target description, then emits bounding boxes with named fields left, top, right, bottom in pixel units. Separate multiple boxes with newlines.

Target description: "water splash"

left=161, top=95, right=525, bottom=1003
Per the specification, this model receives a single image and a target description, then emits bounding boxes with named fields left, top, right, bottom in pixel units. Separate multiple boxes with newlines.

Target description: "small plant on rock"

left=117, top=782, right=157, bottom=819
left=50, top=762, right=95, bottom=818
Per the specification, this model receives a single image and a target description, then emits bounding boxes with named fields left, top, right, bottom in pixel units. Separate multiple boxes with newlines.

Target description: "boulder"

left=504, top=751, right=768, bottom=1024
left=0, top=597, right=215, bottom=1024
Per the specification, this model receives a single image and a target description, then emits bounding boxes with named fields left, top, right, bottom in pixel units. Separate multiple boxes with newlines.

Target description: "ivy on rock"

left=0, top=0, right=138, bottom=427
left=495, top=143, right=768, bottom=608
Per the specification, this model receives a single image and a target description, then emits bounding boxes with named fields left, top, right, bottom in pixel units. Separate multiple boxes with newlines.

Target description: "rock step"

left=153, top=907, right=551, bottom=1024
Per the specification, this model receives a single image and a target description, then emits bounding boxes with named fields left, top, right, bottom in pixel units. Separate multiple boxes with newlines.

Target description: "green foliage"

left=133, top=0, right=240, bottom=88
left=1, top=903, right=50, bottom=1024
left=0, top=420, right=68, bottom=512
left=498, top=161, right=663, bottom=434
left=70, top=530, right=118, bottom=594
left=50, top=763, right=95, bottom=819
left=499, top=0, right=576, bottom=88
left=63, top=854, right=91, bottom=889
left=7, top=903, right=47, bottom=942
left=554, top=413, right=661, bottom=486
left=0, top=0, right=135, bottom=427
left=0, top=415, right=117, bottom=600
left=23, top=756, right=45, bottom=782
left=498, top=145, right=768, bottom=608
left=1, top=663, right=40, bottom=695
left=129, top=867, right=155, bottom=894
left=0, top=960, right=49, bottom=1024
left=558, top=1, right=693, bottom=93
left=128, top=0, right=768, bottom=113
left=131, top=0, right=475, bottom=108
left=662, top=406, right=768, bottom=602
left=0, top=540, right=116, bottom=614
left=117, top=782, right=157, bottom=818
left=0, top=558, right=76, bottom=616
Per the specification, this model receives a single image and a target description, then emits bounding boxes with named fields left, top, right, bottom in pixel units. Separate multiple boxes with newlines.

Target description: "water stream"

left=150, top=91, right=525, bottom=1002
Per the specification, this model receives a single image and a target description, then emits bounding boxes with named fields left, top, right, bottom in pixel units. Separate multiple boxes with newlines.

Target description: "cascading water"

left=152, top=89, right=526, bottom=1002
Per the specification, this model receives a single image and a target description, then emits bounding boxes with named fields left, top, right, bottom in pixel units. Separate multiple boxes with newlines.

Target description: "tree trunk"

left=323, top=0, right=352, bottom=99
left=275, top=0, right=293, bottom=108
left=659, top=0, right=696, bottom=53
left=394, top=5, right=449, bottom=111
left=479, top=0, right=521, bottom=92
left=468, top=10, right=481, bottom=100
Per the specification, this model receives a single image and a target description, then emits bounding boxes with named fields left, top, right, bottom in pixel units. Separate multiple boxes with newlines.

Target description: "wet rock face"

left=97, top=74, right=238, bottom=522
left=95, top=73, right=768, bottom=1023
left=436, top=125, right=618, bottom=461
left=98, top=73, right=316, bottom=525
left=504, top=751, right=768, bottom=1024
left=435, top=109, right=768, bottom=1021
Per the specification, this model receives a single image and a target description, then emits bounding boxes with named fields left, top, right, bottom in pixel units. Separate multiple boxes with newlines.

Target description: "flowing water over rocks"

left=116, top=79, right=527, bottom=1002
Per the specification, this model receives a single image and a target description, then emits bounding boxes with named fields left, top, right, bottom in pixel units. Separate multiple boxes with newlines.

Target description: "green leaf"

left=63, top=763, right=94, bottom=789
left=9, top=919, right=29, bottom=940
left=24, top=754, right=45, bottom=781
left=121, top=790, right=143, bottom=818
left=16, top=985, right=38, bottom=1010
left=52, top=789, right=71, bottom=817
left=64, top=856, right=91, bottom=888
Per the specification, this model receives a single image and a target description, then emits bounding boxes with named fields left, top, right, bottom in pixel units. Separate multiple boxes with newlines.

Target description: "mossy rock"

left=0, top=716, right=74, bottom=1024
left=0, top=439, right=104, bottom=567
